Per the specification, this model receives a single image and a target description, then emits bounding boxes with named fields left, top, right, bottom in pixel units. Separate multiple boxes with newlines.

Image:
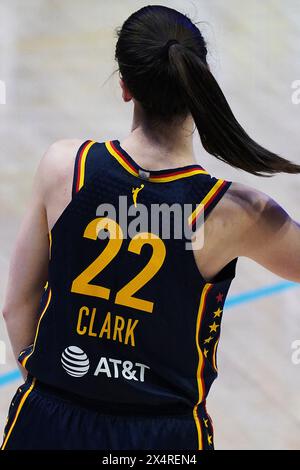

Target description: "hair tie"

left=161, top=39, right=179, bottom=56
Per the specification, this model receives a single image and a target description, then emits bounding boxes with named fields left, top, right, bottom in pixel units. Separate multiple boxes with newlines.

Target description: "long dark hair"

left=114, top=5, right=300, bottom=176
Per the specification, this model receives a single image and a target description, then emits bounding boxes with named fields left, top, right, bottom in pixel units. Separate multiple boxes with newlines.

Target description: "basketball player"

left=1, top=5, right=300, bottom=450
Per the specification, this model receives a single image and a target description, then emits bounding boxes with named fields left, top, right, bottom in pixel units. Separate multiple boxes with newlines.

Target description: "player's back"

left=16, top=138, right=238, bottom=449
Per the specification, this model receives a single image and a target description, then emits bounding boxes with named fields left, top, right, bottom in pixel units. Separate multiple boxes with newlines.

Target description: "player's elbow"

left=2, top=302, right=17, bottom=323
left=2, top=306, right=11, bottom=322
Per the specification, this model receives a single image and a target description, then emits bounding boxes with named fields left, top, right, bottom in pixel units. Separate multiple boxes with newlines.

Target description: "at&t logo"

left=61, top=346, right=90, bottom=377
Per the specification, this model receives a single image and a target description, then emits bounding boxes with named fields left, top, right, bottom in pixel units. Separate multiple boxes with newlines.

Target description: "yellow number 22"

left=71, top=218, right=166, bottom=313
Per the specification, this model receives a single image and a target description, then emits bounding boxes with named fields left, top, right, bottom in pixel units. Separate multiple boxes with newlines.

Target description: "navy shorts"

left=1, top=376, right=214, bottom=450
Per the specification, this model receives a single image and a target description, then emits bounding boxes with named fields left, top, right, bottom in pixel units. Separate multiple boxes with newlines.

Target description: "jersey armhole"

left=204, top=177, right=238, bottom=283
left=203, top=177, right=232, bottom=222
left=71, top=140, right=95, bottom=198
left=189, top=176, right=238, bottom=284
left=210, top=256, right=238, bottom=284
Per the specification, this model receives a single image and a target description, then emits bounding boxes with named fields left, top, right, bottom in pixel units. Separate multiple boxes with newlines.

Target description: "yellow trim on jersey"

left=148, top=169, right=208, bottom=183
left=212, top=338, right=219, bottom=372
left=188, top=179, right=226, bottom=226
left=105, top=141, right=138, bottom=178
left=193, top=283, right=212, bottom=450
left=21, top=289, right=52, bottom=368
left=188, top=202, right=204, bottom=227
left=78, top=140, right=96, bottom=191
left=1, top=378, right=36, bottom=450
left=105, top=140, right=209, bottom=182
left=49, top=230, right=52, bottom=260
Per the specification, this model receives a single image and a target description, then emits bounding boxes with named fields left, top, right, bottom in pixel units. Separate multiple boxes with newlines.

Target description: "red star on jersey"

left=216, top=292, right=223, bottom=303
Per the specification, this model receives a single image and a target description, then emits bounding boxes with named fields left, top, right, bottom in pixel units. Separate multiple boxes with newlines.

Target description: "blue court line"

left=225, top=280, right=299, bottom=307
left=0, top=280, right=299, bottom=389
left=0, top=368, right=21, bottom=387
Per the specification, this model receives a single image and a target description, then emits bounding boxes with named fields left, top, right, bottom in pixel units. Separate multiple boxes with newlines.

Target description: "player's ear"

left=119, top=76, right=133, bottom=103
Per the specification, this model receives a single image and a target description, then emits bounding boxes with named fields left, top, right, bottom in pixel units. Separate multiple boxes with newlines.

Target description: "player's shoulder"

left=41, top=138, right=85, bottom=173
left=204, top=179, right=281, bottom=257
left=226, top=181, right=273, bottom=212
left=218, top=180, right=281, bottom=231
left=37, top=138, right=87, bottom=197
left=42, top=138, right=85, bottom=168
left=206, top=178, right=275, bottom=225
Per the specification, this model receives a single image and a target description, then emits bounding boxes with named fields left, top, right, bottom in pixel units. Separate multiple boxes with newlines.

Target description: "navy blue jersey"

left=18, top=139, right=238, bottom=448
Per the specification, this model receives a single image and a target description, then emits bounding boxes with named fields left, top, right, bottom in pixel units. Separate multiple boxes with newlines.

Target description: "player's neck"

left=120, top=106, right=197, bottom=170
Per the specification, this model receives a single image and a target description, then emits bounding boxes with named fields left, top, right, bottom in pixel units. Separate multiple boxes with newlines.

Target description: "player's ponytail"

left=115, top=5, right=300, bottom=176
left=168, top=44, right=300, bottom=176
